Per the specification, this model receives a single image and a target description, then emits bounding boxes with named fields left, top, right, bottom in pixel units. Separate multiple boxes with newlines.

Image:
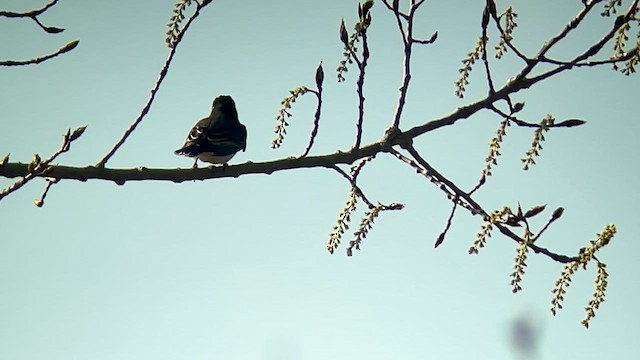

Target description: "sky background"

left=1, top=0, right=639, bottom=359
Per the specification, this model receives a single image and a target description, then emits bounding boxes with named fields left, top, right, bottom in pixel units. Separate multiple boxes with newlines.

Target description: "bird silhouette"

left=174, top=95, right=247, bottom=167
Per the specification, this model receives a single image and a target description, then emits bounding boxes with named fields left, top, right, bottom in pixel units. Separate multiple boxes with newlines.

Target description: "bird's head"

left=212, top=95, right=236, bottom=111
left=211, top=95, right=238, bottom=120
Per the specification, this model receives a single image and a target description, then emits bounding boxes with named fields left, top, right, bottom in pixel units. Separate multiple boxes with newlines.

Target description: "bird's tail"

left=174, top=145, right=195, bottom=156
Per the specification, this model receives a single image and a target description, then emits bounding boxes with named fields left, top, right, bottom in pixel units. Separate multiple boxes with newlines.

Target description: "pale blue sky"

left=1, top=1, right=639, bottom=359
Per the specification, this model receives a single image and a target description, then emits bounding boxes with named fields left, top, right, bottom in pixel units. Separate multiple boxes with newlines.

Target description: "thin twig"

left=95, top=0, right=212, bottom=167
left=389, top=0, right=436, bottom=129
left=489, top=105, right=586, bottom=129
left=0, top=0, right=63, bottom=33
left=385, top=0, right=408, bottom=45
left=0, top=0, right=59, bottom=18
left=540, top=48, right=639, bottom=67
left=481, top=1, right=496, bottom=95
left=391, top=144, right=576, bottom=263
left=300, top=89, right=323, bottom=157
left=0, top=40, right=78, bottom=67
left=34, top=178, right=59, bottom=207
left=508, top=0, right=610, bottom=86
left=0, top=126, right=86, bottom=202
left=488, top=5, right=530, bottom=64
left=434, top=199, right=458, bottom=248
left=526, top=1, right=638, bottom=85
left=331, top=165, right=375, bottom=208
left=353, top=32, right=369, bottom=149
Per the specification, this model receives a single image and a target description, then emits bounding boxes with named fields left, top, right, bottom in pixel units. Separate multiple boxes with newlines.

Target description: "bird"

left=174, top=95, right=247, bottom=167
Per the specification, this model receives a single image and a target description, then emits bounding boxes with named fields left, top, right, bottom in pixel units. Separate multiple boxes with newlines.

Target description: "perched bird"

left=174, top=95, right=247, bottom=167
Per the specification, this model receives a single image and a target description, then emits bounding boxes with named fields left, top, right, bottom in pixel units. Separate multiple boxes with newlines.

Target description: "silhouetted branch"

left=434, top=199, right=458, bottom=248
left=0, top=126, right=86, bottom=201
left=539, top=45, right=639, bottom=69
left=0, top=0, right=64, bottom=33
left=353, top=27, right=369, bottom=149
left=300, top=63, right=324, bottom=157
left=0, top=40, right=79, bottom=66
left=2, top=144, right=387, bottom=185
left=385, top=0, right=437, bottom=129
left=391, top=144, right=576, bottom=264
left=481, top=1, right=497, bottom=95
left=34, top=177, right=59, bottom=207
left=527, top=1, right=638, bottom=84
left=489, top=4, right=529, bottom=63
left=95, top=0, right=213, bottom=168
left=0, top=0, right=58, bottom=18
left=331, top=165, right=375, bottom=208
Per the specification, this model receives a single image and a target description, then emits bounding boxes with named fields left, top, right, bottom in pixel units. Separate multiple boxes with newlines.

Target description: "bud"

left=61, top=40, right=79, bottom=53
left=550, top=207, right=564, bottom=221
left=556, top=119, right=586, bottom=127
left=70, top=125, right=87, bottom=141
left=524, top=204, right=547, bottom=218
left=44, top=26, right=65, bottom=34
left=315, top=62, right=324, bottom=90
left=427, top=31, right=438, bottom=43
left=512, top=101, right=525, bottom=113
left=434, top=233, right=445, bottom=248
left=339, top=19, right=349, bottom=45
left=361, top=0, right=374, bottom=17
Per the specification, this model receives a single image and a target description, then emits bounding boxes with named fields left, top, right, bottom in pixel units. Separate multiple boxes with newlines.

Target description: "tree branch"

left=1, top=143, right=389, bottom=185
left=388, top=144, right=576, bottom=263
left=0, top=126, right=86, bottom=201
left=95, top=0, right=212, bottom=167
left=0, top=0, right=64, bottom=33
left=0, top=40, right=79, bottom=67
left=0, top=0, right=59, bottom=18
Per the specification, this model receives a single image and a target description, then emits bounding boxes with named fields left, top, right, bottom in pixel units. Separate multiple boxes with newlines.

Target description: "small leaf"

left=525, top=204, right=547, bottom=218
left=60, top=40, right=80, bottom=53
left=70, top=126, right=87, bottom=141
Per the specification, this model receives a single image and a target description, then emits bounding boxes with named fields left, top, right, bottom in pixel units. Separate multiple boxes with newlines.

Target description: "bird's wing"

left=174, top=117, right=211, bottom=155
left=175, top=117, right=245, bottom=157
left=200, top=124, right=246, bottom=156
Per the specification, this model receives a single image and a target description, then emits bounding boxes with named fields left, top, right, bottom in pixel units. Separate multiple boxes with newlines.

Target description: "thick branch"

left=0, top=74, right=558, bottom=186
left=1, top=144, right=388, bottom=185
